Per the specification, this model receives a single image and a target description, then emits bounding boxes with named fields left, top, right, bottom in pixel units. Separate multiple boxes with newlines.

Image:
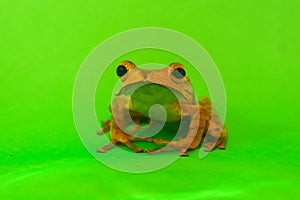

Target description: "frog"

left=97, top=61, right=227, bottom=156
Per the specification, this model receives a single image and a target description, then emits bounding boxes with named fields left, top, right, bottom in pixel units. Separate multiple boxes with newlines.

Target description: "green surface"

left=1, top=0, right=300, bottom=199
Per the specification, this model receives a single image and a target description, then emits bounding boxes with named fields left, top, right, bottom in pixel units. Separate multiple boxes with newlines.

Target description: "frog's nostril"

left=143, top=73, right=147, bottom=79
left=117, top=65, right=128, bottom=77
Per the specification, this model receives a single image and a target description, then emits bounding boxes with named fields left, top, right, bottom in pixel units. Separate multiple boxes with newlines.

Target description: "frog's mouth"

left=118, top=82, right=184, bottom=102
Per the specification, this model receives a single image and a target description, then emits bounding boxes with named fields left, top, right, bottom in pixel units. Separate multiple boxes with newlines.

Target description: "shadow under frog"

left=97, top=61, right=227, bottom=156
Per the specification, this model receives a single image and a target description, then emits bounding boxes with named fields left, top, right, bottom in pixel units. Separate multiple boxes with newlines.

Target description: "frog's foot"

left=97, top=141, right=116, bottom=153
left=203, top=142, right=215, bottom=152
left=97, top=140, right=145, bottom=153
left=97, top=120, right=111, bottom=135
left=123, top=141, right=145, bottom=153
left=125, top=136, right=163, bottom=152
left=147, top=139, right=190, bottom=156
left=216, top=137, right=226, bottom=150
left=202, top=126, right=227, bottom=151
left=203, top=137, right=227, bottom=151
left=218, top=143, right=226, bottom=150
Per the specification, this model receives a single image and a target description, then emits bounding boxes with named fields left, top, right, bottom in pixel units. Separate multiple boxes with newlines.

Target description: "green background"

left=1, top=0, right=299, bottom=199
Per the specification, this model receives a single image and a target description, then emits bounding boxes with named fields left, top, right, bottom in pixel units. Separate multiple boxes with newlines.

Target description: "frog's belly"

left=129, top=102, right=181, bottom=122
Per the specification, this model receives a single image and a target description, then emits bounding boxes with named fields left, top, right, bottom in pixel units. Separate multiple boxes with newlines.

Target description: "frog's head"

left=115, top=61, right=196, bottom=104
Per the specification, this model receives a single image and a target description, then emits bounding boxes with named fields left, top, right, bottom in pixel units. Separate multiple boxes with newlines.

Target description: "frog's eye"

left=172, top=68, right=186, bottom=79
left=117, top=65, right=128, bottom=77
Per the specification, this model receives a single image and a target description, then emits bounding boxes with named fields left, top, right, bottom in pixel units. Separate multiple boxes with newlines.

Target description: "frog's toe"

left=97, top=142, right=115, bottom=153
left=153, top=138, right=170, bottom=144
left=203, top=142, right=215, bottom=152
left=133, top=147, right=145, bottom=153
left=96, top=148, right=107, bottom=153
left=123, top=141, right=145, bottom=153
left=203, top=140, right=226, bottom=151
left=97, top=130, right=105, bottom=135
left=178, top=151, right=189, bottom=156
left=146, top=148, right=161, bottom=154
left=101, top=120, right=111, bottom=126
left=147, top=141, right=190, bottom=156
left=97, top=126, right=110, bottom=135
left=147, top=147, right=189, bottom=156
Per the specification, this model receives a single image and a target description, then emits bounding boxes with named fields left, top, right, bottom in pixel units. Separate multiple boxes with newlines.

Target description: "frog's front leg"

left=200, top=97, right=227, bottom=151
left=97, top=112, right=142, bottom=136
left=97, top=97, right=151, bottom=153
left=97, top=120, right=111, bottom=135
left=97, top=118, right=145, bottom=153
left=97, top=117, right=157, bottom=153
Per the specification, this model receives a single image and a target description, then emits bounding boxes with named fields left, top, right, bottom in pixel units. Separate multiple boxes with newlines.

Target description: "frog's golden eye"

left=172, top=67, right=186, bottom=79
left=116, top=65, right=128, bottom=77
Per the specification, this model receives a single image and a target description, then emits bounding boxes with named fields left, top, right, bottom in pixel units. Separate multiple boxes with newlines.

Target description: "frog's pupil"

left=117, top=65, right=127, bottom=76
left=172, top=68, right=186, bottom=79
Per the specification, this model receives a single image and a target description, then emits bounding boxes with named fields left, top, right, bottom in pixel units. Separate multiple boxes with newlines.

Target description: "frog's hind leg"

left=147, top=118, right=206, bottom=156
left=203, top=126, right=227, bottom=151
left=200, top=97, right=227, bottom=151
left=217, top=127, right=227, bottom=149
left=147, top=98, right=226, bottom=155
left=183, top=105, right=208, bottom=150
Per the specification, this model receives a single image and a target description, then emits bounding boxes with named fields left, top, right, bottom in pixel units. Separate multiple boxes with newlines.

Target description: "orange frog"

left=97, top=61, right=227, bottom=156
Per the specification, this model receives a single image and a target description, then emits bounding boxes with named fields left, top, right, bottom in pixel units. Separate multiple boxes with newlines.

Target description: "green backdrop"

left=1, top=0, right=299, bottom=199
